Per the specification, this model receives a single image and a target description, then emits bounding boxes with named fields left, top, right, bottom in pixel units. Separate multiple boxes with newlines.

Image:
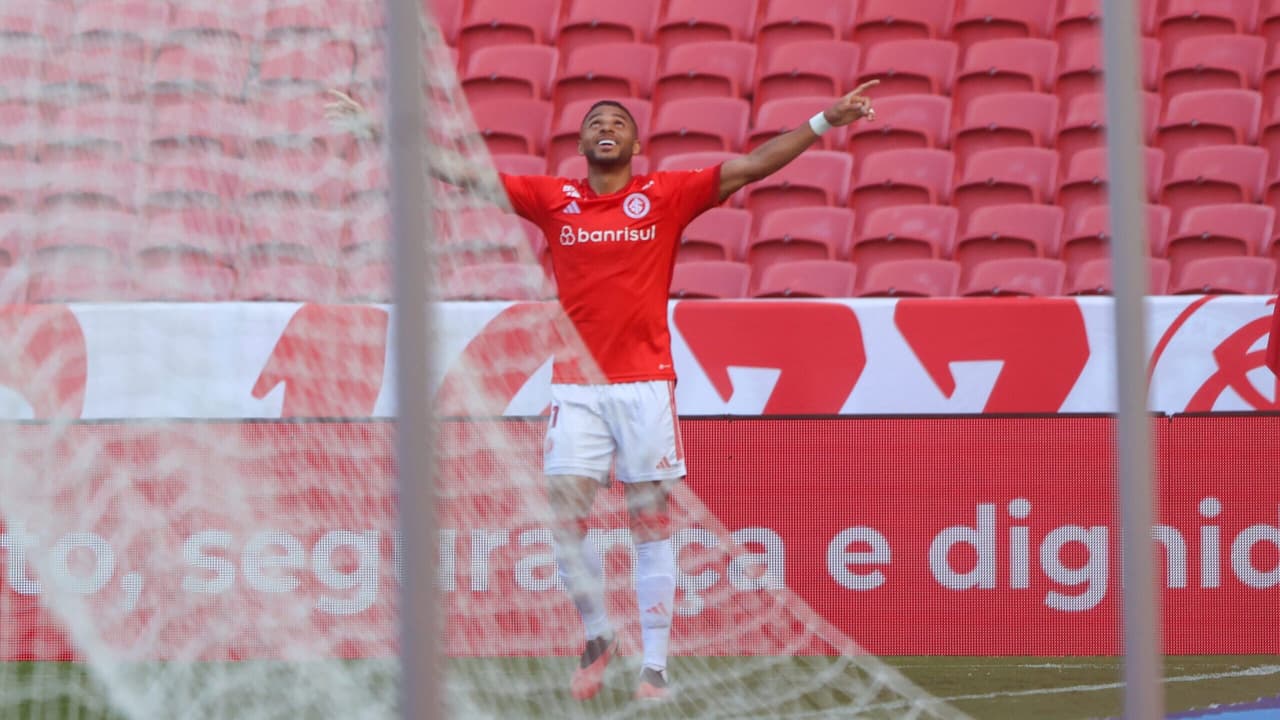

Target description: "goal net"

left=0, top=1, right=968, bottom=718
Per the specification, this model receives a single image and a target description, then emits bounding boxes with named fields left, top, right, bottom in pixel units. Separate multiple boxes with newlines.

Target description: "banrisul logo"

left=559, top=225, right=657, bottom=246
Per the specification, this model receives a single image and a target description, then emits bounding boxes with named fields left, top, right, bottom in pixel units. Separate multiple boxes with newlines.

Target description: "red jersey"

left=500, top=166, right=722, bottom=384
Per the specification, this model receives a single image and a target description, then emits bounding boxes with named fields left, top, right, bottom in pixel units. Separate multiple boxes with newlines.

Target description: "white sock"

left=557, top=534, right=611, bottom=641
left=634, top=538, right=675, bottom=672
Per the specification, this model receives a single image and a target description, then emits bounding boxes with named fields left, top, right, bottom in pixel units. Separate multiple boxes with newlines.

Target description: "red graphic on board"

left=0, top=305, right=86, bottom=417
left=895, top=299, right=1091, bottom=412
left=674, top=301, right=867, bottom=414
left=1185, top=309, right=1280, bottom=411
left=253, top=304, right=389, bottom=417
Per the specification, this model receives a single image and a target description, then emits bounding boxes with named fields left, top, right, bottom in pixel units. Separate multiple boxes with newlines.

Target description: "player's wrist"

left=808, top=111, right=833, bottom=136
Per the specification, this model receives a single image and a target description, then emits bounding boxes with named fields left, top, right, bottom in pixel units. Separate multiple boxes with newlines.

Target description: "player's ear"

left=632, top=140, right=641, bottom=155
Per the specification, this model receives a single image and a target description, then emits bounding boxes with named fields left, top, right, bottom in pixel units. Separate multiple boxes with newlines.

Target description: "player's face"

left=578, top=106, right=640, bottom=168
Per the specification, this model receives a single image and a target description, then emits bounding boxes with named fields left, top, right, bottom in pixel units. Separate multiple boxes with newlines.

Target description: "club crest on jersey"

left=623, top=192, right=651, bottom=219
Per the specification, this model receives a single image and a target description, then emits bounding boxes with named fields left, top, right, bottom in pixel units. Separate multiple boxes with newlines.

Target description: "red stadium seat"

left=1170, top=256, right=1277, bottom=294
left=1156, top=90, right=1262, bottom=167
left=952, top=38, right=1057, bottom=119
left=951, top=92, right=1058, bottom=169
left=748, top=207, right=855, bottom=287
left=656, top=151, right=737, bottom=171
left=655, top=0, right=758, bottom=53
left=0, top=158, right=38, bottom=208
left=742, top=150, right=852, bottom=226
left=0, top=42, right=44, bottom=104
left=340, top=261, right=391, bottom=302
left=951, top=0, right=1054, bottom=52
left=851, top=205, right=958, bottom=277
left=442, top=262, right=554, bottom=301
left=1162, top=35, right=1264, bottom=102
left=343, top=204, right=390, bottom=260
left=755, top=0, right=853, bottom=64
left=952, top=147, right=1058, bottom=228
left=855, top=39, right=959, bottom=98
left=1066, top=257, right=1173, bottom=296
left=1164, top=204, right=1275, bottom=279
left=1161, top=145, right=1268, bottom=227
left=442, top=207, right=541, bottom=266
left=150, top=98, right=250, bottom=160
left=753, top=41, right=860, bottom=112
left=167, top=1, right=256, bottom=37
left=553, top=43, right=660, bottom=111
left=670, top=260, right=750, bottom=298
left=1054, top=0, right=1161, bottom=54
left=0, top=102, right=40, bottom=159
left=556, top=0, right=660, bottom=59
left=1057, top=146, right=1165, bottom=230
left=847, top=94, right=951, bottom=161
left=150, top=38, right=252, bottom=103
left=754, top=260, right=856, bottom=298
left=0, top=0, right=71, bottom=42
left=547, top=98, right=651, bottom=174
left=458, top=0, right=561, bottom=63
left=956, top=204, right=1063, bottom=279
left=132, top=210, right=238, bottom=301
left=237, top=207, right=341, bottom=301
left=1156, top=0, right=1257, bottom=49
left=27, top=259, right=133, bottom=302
left=849, top=149, right=955, bottom=226
left=425, top=0, right=462, bottom=44
left=654, top=41, right=755, bottom=108
left=556, top=154, right=651, bottom=177
left=1262, top=1, right=1280, bottom=54
left=72, top=0, right=167, bottom=39
left=748, top=96, right=848, bottom=152
left=43, top=37, right=147, bottom=101
left=255, top=37, right=355, bottom=99
left=247, top=92, right=345, bottom=161
left=853, top=0, right=953, bottom=50
left=36, top=159, right=142, bottom=211
left=28, top=208, right=135, bottom=302
left=145, top=156, right=242, bottom=210
left=1055, top=37, right=1161, bottom=112
left=646, top=97, right=748, bottom=168
left=677, top=207, right=751, bottom=263
left=461, top=44, right=559, bottom=105
left=1062, top=204, right=1172, bottom=282
left=493, top=153, right=550, bottom=177
left=857, top=258, right=961, bottom=297
left=960, top=257, right=1067, bottom=297
left=1054, top=91, right=1162, bottom=173
left=470, top=98, right=553, bottom=155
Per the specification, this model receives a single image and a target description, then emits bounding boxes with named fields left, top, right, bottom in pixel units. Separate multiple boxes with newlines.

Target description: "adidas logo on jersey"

left=565, top=201, right=581, bottom=214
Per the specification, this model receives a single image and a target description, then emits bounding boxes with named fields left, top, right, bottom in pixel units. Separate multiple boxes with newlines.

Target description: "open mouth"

left=596, top=139, right=618, bottom=148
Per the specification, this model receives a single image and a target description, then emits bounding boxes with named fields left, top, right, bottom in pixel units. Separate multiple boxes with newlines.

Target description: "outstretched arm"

left=717, top=81, right=879, bottom=202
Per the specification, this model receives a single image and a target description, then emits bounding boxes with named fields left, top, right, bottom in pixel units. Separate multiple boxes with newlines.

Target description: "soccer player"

left=328, top=83, right=878, bottom=701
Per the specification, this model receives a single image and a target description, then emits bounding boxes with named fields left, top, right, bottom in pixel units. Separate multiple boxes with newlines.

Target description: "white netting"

left=0, top=1, right=969, bottom=718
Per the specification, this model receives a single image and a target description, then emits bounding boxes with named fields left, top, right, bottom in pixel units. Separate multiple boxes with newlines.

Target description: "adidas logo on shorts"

left=655, top=456, right=674, bottom=470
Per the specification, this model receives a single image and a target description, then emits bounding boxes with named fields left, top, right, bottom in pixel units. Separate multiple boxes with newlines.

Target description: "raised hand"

left=324, top=89, right=378, bottom=139
left=823, top=80, right=879, bottom=127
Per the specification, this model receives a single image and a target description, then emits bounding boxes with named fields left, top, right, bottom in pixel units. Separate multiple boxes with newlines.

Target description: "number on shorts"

left=550, top=404, right=559, bottom=428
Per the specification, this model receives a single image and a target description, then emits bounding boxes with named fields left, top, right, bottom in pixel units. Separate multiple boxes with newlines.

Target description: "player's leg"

left=543, top=385, right=617, bottom=700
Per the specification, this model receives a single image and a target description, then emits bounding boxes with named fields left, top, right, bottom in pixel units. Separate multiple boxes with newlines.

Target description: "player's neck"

left=586, top=163, right=633, bottom=196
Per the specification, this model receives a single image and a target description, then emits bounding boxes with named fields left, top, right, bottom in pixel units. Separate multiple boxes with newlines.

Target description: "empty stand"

left=1156, top=88, right=1262, bottom=166
left=1164, top=203, right=1275, bottom=279
left=552, top=43, right=659, bottom=111
left=1054, top=36, right=1161, bottom=111
left=950, top=0, right=1055, bottom=52
left=951, top=92, right=1058, bottom=168
left=653, top=41, right=756, bottom=107
left=677, top=207, right=751, bottom=263
left=1057, top=146, right=1165, bottom=229
left=857, top=258, right=961, bottom=297
left=850, top=149, right=956, bottom=227
left=461, top=44, right=559, bottom=105
left=1054, top=91, right=1162, bottom=173
left=669, top=260, right=750, bottom=298
left=747, top=207, right=855, bottom=287
left=556, top=0, right=660, bottom=59
left=1156, top=0, right=1257, bottom=49
left=748, top=96, right=849, bottom=151
left=470, top=98, right=553, bottom=155
left=851, top=205, right=958, bottom=277
left=655, top=0, right=759, bottom=53
left=960, top=257, right=1067, bottom=297
left=458, top=0, right=560, bottom=62
left=742, top=150, right=852, bottom=226
left=1160, top=145, right=1268, bottom=226
left=853, top=0, right=954, bottom=49
left=755, top=0, right=853, bottom=63
left=753, top=41, right=860, bottom=111
left=754, top=260, right=856, bottom=298
left=1066, top=257, right=1173, bottom=295
left=646, top=97, right=748, bottom=168
left=952, top=147, right=1059, bottom=227
left=952, top=38, right=1058, bottom=118
left=1061, top=204, right=1172, bottom=282
left=855, top=39, right=959, bottom=97
left=1160, top=34, right=1264, bottom=100
left=1170, top=256, right=1277, bottom=294
left=847, top=94, right=951, bottom=161
left=442, top=262, right=555, bottom=301
left=955, top=204, right=1064, bottom=279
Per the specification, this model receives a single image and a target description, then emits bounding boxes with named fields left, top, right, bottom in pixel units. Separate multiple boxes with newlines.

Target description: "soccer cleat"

left=634, top=666, right=669, bottom=701
left=570, top=633, right=617, bottom=701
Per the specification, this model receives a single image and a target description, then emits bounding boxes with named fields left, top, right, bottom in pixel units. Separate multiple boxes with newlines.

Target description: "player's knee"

left=629, top=508, right=670, bottom=542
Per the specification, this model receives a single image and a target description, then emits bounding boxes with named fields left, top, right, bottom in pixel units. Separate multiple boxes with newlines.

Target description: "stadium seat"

left=493, top=153, right=549, bottom=177
left=248, top=92, right=344, bottom=160
left=851, top=205, right=958, bottom=277
left=144, top=156, right=242, bottom=210
left=556, top=154, right=651, bottom=177
left=950, top=0, right=1054, bottom=51
left=458, top=0, right=560, bottom=63
left=441, top=262, right=554, bottom=301
left=1170, top=256, right=1277, bottom=294
left=255, top=37, right=356, bottom=96
left=1155, top=89, right=1262, bottom=167
left=424, top=0, right=461, bottom=43
left=1163, top=204, right=1275, bottom=279
left=1056, top=147, right=1165, bottom=230
left=470, top=98, right=553, bottom=155
left=236, top=207, right=341, bottom=301
left=748, top=97, right=848, bottom=152
left=849, top=149, right=956, bottom=227
left=1156, top=0, right=1257, bottom=49
left=952, top=39, right=1058, bottom=119
left=1261, top=2, right=1280, bottom=54
left=27, top=209, right=135, bottom=302
left=340, top=261, right=391, bottom=302
left=461, top=44, right=558, bottom=105
left=951, top=92, right=1058, bottom=169
left=677, top=207, right=751, bottom=263
left=72, top=0, right=167, bottom=39
left=150, top=38, right=252, bottom=103
left=1054, top=91, right=1162, bottom=173
left=748, top=207, right=855, bottom=287
left=852, top=0, right=953, bottom=50
left=646, top=97, right=749, bottom=168
left=0, top=1, right=71, bottom=42
left=36, top=159, right=142, bottom=211
left=0, top=158, right=37, bottom=208
left=653, top=41, right=756, bottom=108
left=150, top=98, right=250, bottom=160
left=1061, top=204, right=1172, bottom=282
left=0, top=102, right=40, bottom=160
left=753, top=260, right=856, bottom=298
left=43, top=37, right=147, bottom=101
left=960, top=257, right=1067, bottom=297
left=444, top=207, right=541, bottom=266
left=1054, top=0, right=1161, bottom=54
left=0, top=222, right=26, bottom=304
left=166, top=1, right=256, bottom=38
left=855, top=39, right=959, bottom=98
left=552, top=43, right=660, bottom=112
left=0, top=42, right=44, bottom=104
left=1054, top=37, right=1161, bottom=111
left=669, top=260, right=750, bottom=298
left=556, top=0, right=660, bottom=59
left=755, top=0, right=853, bottom=64
left=132, top=210, right=238, bottom=301
left=752, top=41, right=860, bottom=112
left=952, top=147, right=1059, bottom=228
left=742, top=151, right=852, bottom=227
left=547, top=98, right=652, bottom=174
left=1160, top=145, right=1268, bottom=226
left=847, top=94, right=951, bottom=160
left=343, top=204, right=390, bottom=261
left=955, top=204, right=1063, bottom=279
left=655, top=0, right=758, bottom=53
left=857, top=258, right=961, bottom=297
left=1161, top=35, right=1264, bottom=101
left=1066, top=257, right=1173, bottom=295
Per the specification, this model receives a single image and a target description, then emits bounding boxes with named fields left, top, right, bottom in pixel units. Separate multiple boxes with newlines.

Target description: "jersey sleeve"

left=499, top=173, right=550, bottom=223
left=661, top=164, right=724, bottom=225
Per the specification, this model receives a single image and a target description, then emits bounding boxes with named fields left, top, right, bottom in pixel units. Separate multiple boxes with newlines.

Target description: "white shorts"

left=544, top=380, right=686, bottom=484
